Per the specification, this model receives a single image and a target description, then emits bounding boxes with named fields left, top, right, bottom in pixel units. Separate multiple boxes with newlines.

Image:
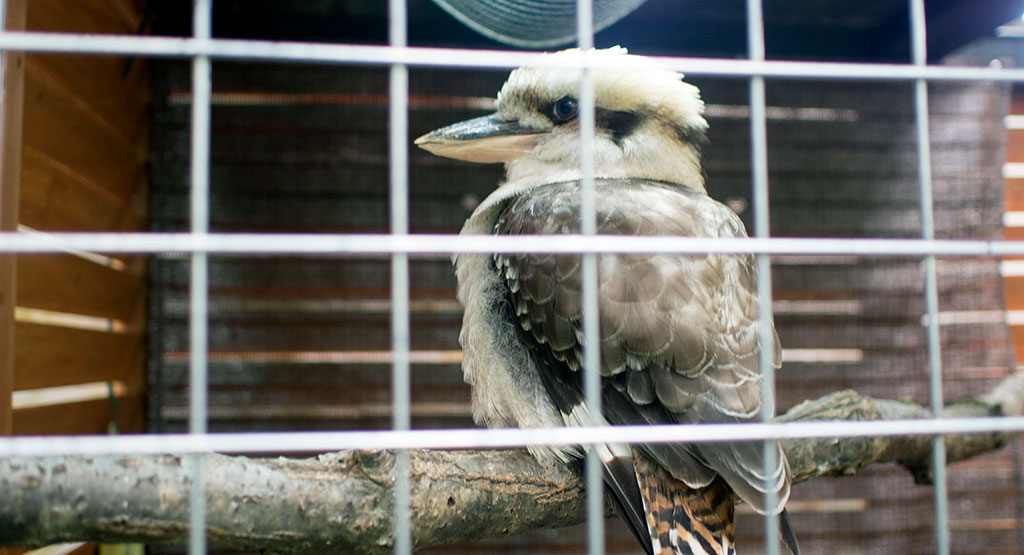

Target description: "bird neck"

left=463, top=133, right=706, bottom=237
left=503, top=132, right=706, bottom=194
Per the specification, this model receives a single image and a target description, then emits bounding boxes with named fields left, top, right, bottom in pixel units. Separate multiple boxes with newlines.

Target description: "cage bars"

left=6, top=232, right=1024, bottom=257
left=0, top=32, right=1023, bottom=81
left=388, top=0, right=412, bottom=552
left=3, top=415, right=1024, bottom=457
left=908, top=0, right=951, bottom=551
left=0, top=0, right=1013, bottom=553
left=187, top=1, right=212, bottom=554
left=744, top=0, right=783, bottom=552
left=574, top=2, right=606, bottom=554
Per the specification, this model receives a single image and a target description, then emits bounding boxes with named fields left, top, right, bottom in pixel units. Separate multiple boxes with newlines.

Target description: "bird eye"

left=551, top=96, right=579, bottom=123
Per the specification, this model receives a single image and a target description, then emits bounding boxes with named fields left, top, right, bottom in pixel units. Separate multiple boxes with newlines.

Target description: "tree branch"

left=2, top=375, right=1022, bottom=553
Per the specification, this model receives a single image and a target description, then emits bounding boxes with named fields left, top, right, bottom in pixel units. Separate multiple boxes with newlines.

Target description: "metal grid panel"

left=0, top=1, right=1019, bottom=554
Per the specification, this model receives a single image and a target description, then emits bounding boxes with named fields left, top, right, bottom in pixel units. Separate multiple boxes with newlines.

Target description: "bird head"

left=415, top=46, right=709, bottom=191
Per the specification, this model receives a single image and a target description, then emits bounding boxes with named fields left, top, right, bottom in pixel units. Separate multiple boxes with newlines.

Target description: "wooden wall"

left=1, top=0, right=150, bottom=437
left=1004, top=91, right=1024, bottom=363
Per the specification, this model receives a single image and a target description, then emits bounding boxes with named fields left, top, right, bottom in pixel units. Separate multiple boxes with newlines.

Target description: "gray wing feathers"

left=698, top=439, right=790, bottom=514
left=495, top=179, right=788, bottom=513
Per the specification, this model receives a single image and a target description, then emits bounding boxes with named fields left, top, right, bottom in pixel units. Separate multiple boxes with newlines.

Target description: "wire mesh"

left=0, top=1, right=1020, bottom=553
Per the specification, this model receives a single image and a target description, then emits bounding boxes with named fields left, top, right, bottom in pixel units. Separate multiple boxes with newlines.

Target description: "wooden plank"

left=16, top=254, right=145, bottom=322
left=1006, top=177, right=1024, bottom=212
left=19, top=146, right=147, bottom=231
left=12, top=393, right=142, bottom=436
left=13, top=322, right=144, bottom=391
left=1009, top=92, right=1024, bottom=363
left=1011, top=326, right=1024, bottom=363
left=1005, top=227, right=1024, bottom=242
left=28, top=54, right=150, bottom=146
left=0, top=0, right=27, bottom=439
left=1006, top=129, right=1024, bottom=163
left=26, top=0, right=137, bottom=34
left=1006, top=276, right=1024, bottom=312
left=25, top=56, right=149, bottom=157
left=1012, top=91, right=1024, bottom=116
left=22, top=65, right=146, bottom=205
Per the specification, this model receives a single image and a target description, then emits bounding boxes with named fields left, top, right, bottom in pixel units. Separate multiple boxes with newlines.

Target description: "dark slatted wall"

left=148, top=62, right=1015, bottom=554
left=696, top=78, right=1017, bottom=554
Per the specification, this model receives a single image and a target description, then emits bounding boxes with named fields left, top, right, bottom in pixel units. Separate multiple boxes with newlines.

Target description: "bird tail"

left=635, top=456, right=736, bottom=555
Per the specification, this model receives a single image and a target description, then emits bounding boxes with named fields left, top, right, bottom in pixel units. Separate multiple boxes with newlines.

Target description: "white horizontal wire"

left=0, top=32, right=1022, bottom=83
left=0, top=415, right=1022, bottom=458
left=0, top=232, right=1020, bottom=257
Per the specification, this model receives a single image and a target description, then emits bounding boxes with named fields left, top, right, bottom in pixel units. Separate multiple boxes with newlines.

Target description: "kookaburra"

left=416, top=47, right=797, bottom=555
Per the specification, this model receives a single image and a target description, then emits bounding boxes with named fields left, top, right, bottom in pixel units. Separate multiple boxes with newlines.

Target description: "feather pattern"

left=636, top=455, right=736, bottom=555
left=483, top=178, right=797, bottom=555
left=439, top=47, right=797, bottom=554
left=493, top=178, right=790, bottom=514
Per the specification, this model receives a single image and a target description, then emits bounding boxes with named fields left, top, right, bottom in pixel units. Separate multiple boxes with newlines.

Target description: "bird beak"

left=414, top=114, right=547, bottom=163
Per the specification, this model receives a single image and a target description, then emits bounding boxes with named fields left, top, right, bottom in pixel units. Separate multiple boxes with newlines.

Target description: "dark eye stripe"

left=596, top=109, right=641, bottom=145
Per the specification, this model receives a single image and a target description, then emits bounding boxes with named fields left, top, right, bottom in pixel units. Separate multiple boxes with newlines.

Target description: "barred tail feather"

left=636, top=456, right=736, bottom=555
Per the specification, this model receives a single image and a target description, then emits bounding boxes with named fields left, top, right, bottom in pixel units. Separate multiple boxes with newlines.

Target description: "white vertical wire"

left=188, top=1, right=212, bottom=554
left=909, top=1, right=949, bottom=553
left=189, top=0, right=211, bottom=439
left=388, top=0, right=412, bottom=553
left=575, top=3, right=603, bottom=555
left=746, top=0, right=780, bottom=554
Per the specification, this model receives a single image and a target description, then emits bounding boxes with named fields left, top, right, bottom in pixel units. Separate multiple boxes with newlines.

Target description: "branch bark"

left=2, top=375, right=1023, bottom=553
